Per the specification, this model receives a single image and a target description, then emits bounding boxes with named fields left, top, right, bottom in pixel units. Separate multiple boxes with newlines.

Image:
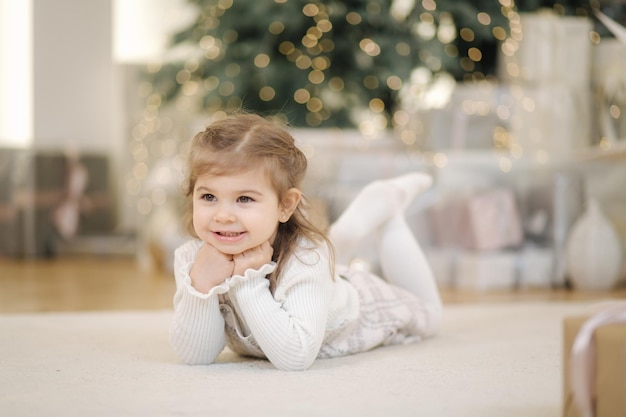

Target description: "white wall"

left=32, top=0, right=114, bottom=153
left=0, top=0, right=33, bottom=148
left=113, top=0, right=196, bottom=63
left=0, top=0, right=116, bottom=153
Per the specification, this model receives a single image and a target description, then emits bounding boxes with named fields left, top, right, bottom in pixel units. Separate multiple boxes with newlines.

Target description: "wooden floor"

left=0, top=256, right=175, bottom=313
left=1, top=255, right=625, bottom=313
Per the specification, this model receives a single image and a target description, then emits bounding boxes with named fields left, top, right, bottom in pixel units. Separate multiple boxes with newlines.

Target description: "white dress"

left=170, top=238, right=436, bottom=371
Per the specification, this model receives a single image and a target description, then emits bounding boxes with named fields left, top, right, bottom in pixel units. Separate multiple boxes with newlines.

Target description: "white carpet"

left=0, top=301, right=602, bottom=417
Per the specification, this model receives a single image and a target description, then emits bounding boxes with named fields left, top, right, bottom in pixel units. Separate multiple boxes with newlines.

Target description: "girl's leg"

left=329, top=172, right=442, bottom=335
left=376, top=214, right=442, bottom=307
left=376, top=213, right=442, bottom=336
left=329, top=172, right=432, bottom=266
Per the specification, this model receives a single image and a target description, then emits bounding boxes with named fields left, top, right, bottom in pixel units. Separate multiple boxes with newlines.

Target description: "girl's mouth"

left=217, top=231, right=242, bottom=237
left=213, top=231, right=246, bottom=243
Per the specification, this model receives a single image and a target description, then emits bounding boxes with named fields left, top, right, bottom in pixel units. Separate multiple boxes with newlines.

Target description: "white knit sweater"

left=169, top=239, right=360, bottom=371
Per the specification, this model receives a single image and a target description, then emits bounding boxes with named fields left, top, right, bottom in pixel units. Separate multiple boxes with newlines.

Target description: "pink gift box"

left=430, top=188, right=524, bottom=251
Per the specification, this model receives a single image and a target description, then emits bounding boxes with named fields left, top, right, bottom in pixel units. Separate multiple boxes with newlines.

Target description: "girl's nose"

left=214, top=204, right=235, bottom=223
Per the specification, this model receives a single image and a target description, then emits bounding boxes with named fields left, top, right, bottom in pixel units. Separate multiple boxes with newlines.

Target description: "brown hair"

left=183, top=113, right=333, bottom=289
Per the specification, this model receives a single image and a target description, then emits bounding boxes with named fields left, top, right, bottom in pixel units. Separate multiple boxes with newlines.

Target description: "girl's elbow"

left=174, top=348, right=220, bottom=366
left=269, top=345, right=319, bottom=371
left=182, top=356, right=217, bottom=366
left=272, top=357, right=315, bottom=371
left=170, top=337, right=224, bottom=365
left=169, top=328, right=226, bottom=365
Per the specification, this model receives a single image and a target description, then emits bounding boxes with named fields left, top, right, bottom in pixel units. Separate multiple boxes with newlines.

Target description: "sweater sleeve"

left=227, top=245, right=334, bottom=371
left=169, top=240, right=227, bottom=365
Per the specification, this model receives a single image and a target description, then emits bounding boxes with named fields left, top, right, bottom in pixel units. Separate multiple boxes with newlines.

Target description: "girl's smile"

left=213, top=231, right=246, bottom=242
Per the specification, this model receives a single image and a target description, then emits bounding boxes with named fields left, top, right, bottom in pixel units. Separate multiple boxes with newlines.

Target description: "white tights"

left=329, top=172, right=443, bottom=323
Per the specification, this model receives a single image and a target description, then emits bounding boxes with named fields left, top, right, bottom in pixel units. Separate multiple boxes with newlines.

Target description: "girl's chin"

left=219, top=248, right=243, bottom=256
left=211, top=242, right=253, bottom=256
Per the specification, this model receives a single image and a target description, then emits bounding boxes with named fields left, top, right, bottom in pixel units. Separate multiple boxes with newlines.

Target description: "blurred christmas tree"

left=146, top=0, right=613, bottom=128
left=148, top=0, right=515, bottom=128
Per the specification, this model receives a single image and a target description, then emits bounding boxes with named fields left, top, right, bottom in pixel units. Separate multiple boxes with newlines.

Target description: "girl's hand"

left=233, top=241, right=273, bottom=276
left=190, top=243, right=235, bottom=294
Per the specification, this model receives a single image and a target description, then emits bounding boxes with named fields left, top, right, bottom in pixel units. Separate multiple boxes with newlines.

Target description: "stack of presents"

left=0, top=149, right=115, bottom=258
left=392, top=10, right=625, bottom=292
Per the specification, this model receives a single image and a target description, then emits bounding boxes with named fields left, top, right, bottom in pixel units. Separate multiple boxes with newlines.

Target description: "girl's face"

left=192, top=165, right=299, bottom=256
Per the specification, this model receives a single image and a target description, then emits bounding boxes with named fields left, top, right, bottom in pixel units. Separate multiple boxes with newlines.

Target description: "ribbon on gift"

left=570, top=303, right=626, bottom=417
left=52, top=154, right=89, bottom=240
left=593, top=9, right=626, bottom=143
left=594, top=9, right=626, bottom=45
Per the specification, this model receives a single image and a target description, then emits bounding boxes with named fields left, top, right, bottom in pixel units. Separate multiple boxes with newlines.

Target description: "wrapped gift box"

left=396, top=82, right=509, bottom=151
left=507, top=84, right=592, bottom=156
left=0, top=150, right=116, bottom=257
left=0, top=149, right=27, bottom=257
left=17, top=152, right=69, bottom=257
left=461, top=188, right=524, bottom=251
left=74, top=154, right=116, bottom=235
left=498, top=12, right=592, bottom=87
left=429, top=188, right=524, bottom=251
left=496, top=12, right=593, bottom=155
left=517, top=246, right=554, bottom=288
left=455, top=251, right=518, bottom=291
left=428, top=197, right=465, bottom=249
left=591, top=38, right=626, bottom=143
left=423, top=248, right=457, bottom=289
left=563, top=313, right=626, bottom=417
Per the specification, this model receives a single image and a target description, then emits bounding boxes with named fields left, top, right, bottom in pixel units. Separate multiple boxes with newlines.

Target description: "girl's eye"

left=201, top=193, right=216, bottom=202
left=237, top=196, right=254, bottom=203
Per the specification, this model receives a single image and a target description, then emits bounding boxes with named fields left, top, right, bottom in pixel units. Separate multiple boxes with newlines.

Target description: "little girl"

left=170, top=113, right=442, bottom=371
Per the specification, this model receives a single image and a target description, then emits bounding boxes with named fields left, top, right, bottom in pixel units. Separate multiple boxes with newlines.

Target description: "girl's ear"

left=280, top=188, right=302, bottom=223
